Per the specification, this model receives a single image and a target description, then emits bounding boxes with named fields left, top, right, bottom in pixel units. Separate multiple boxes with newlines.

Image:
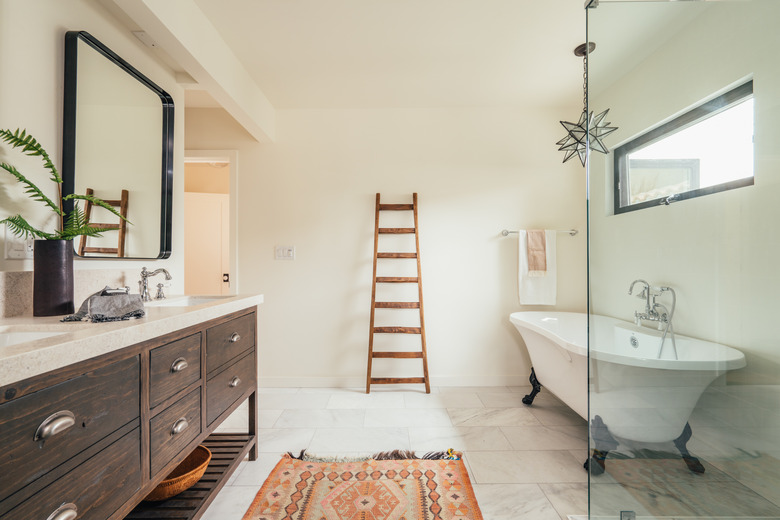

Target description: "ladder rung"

left=376, top=277, right=418, bottom=283
left=371, top=378, right=426, bottom=385
left=378, top=228, right=415, bottom=234
left=101, top=199, right=123, bottom=206
left=373, top=327, right=421, bottom=334
left=83, top=247, right=119, bottom=254
left=372, top=352, right=423, bottom=358
left=90, top=223, right=121, bottom=230
left=377, top=252, right=417, bottom=258
left=375, top=302, right=420, bottom=309
left=378, top=204, right=414, bottom=211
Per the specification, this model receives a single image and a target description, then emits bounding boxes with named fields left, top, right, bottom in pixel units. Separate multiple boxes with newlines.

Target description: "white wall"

left=0, top=0, right=184, bottom=293
left=187, top=106, right=587, bottom=387
left=589, top=1, right=780, bottom=381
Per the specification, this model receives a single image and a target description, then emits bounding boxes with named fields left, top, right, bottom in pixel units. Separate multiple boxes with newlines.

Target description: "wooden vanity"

left=0, top=296, right=261, bottom=520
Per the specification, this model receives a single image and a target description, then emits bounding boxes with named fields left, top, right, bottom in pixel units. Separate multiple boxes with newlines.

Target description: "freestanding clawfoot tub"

left=509, top=311, right=746, bottom=473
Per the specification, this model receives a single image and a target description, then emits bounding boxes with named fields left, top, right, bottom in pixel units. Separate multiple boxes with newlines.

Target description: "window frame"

left=613, top=80, right=754, bottom=215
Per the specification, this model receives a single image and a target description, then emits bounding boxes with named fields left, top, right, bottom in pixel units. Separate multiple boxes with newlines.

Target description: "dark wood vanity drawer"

left=150, top=387, right=201, bottom=476
left=206, top=350, right=256, bottom=425
left=206, top=313, right=255, bottom=374
left=150, top=333, right=202, bottom=408
left=0, top=355, right=140, bottom=500
left=0, top=427, right=141, bottom=520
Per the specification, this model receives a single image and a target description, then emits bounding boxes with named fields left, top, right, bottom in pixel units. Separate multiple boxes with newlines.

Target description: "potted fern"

left=0, top=128, right=127, bottom=316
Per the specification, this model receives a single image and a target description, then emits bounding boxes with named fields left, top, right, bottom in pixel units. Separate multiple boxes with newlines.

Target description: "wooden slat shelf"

left=125, top=433, right=255, bottom=520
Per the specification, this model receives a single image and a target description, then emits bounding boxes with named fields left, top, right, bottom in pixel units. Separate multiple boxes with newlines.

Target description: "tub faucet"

left=139, top=267, right=172, bottom=301
left=628, top=279, right=651, bottom=323
left=629, top=280, right=678, bottom=359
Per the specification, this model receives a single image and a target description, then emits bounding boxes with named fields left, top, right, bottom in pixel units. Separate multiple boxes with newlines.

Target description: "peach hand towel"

left=518, top=230, right=557, bottom=305
left=526, top=229, right=547, bottom=276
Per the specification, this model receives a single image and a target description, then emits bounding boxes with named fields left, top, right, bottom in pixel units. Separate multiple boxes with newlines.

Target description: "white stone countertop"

left=0, top=293, right=263, bottom=387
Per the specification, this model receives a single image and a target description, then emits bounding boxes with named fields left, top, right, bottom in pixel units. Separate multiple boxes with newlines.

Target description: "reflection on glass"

left=588, top=0, right=780, bottom=518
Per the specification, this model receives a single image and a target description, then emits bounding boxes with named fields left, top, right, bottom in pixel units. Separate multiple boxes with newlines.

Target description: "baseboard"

left=258, top=375, right=529, bottom=388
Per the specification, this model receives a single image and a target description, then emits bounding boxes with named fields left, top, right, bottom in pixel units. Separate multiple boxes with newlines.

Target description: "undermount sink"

left=144, top=295, right=233, bottom=307
left=0, top=330, right=67, bottom=348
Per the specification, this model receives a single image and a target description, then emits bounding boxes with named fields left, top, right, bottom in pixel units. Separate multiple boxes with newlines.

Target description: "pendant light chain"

left=556, top=42, right=618, bottom=166
left=582, top=55, right=588, bottom=112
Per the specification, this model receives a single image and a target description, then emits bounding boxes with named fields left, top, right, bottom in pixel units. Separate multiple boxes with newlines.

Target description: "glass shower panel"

left=587, top=1, right=780, bottom=519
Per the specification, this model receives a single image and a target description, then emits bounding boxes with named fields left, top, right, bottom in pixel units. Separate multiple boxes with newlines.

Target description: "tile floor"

left=201, top=383, right=780, bottom=519
left=202, top=385, right=589, bottom=520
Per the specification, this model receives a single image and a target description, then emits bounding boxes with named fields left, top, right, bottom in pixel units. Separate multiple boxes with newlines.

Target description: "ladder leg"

left=366, top=193, right=381, bottom=394
left=413, top=193, right=431, bottom=394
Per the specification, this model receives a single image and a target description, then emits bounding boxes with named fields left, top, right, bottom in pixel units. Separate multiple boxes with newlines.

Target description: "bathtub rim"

left=509, top=311, right=746, bottom=371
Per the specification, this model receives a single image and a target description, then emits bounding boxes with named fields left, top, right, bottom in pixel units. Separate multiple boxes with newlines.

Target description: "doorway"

left=183, top=150, right=238, bottom=296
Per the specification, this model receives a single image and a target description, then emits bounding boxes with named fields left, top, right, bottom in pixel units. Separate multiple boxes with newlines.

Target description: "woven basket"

left=144, top=445, right=212, bottom=501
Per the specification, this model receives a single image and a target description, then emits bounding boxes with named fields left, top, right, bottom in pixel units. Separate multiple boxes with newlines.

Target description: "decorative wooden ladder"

left=366, top=193, right=430, bottom=394
left=77, top=188, right=129, bottom=257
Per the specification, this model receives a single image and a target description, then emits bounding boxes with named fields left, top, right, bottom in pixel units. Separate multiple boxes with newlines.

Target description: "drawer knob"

left=34, top=410, right=76, bottom=442
left=171, top=417, right=189, bottom=435
left=229, top=332, right=241, bottom=343
left=46, top=503, right=78, bottom=520
left=170, top=357, right=189, bottom=373
left=229, top=376, right=241, bottom=388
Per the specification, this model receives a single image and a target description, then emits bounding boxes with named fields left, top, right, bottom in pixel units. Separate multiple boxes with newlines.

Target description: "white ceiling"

left=188, top=0, right=587, bottom=110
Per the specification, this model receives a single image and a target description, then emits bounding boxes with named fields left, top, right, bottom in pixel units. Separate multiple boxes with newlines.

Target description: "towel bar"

left=501, top=229, right=578, bottom=237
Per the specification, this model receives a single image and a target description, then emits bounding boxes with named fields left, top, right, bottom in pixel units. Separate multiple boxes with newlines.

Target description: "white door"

left=184, top=192, right=230, bottom=295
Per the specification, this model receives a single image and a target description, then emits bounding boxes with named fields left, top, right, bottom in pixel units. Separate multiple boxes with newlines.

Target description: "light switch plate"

left=4, top=226, right=34, bottom=259
left=274, top=245, right=295, bottom=260
left=620, top=512, right=636, bottom=520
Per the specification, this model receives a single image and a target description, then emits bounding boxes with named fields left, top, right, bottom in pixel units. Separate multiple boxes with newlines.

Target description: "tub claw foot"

left=674, top=422, right=705, bottom=473
left=682, top=455, right=705, bottom=474
left=522, top=367, right=542, bottom=405
left=584, top=450, right=608, bottom=475
left=586, top=415, right=618, bottom=474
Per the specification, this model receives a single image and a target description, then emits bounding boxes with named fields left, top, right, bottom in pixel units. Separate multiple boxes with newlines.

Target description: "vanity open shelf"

left=126, top=433, right=254, bottom=520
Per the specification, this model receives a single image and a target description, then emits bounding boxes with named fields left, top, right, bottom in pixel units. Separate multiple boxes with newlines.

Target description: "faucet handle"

left=155, top=283, right=166, bottom=300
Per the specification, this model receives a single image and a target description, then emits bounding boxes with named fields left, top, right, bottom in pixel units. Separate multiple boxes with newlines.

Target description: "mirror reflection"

left=62, top=31, right=173, bottom=259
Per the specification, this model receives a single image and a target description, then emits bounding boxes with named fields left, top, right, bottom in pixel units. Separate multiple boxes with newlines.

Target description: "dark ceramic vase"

left=33, top=239, right=75, bottom=316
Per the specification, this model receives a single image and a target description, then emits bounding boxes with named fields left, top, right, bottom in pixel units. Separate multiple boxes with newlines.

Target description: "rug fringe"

left=286, top=449, right=461, bottom=462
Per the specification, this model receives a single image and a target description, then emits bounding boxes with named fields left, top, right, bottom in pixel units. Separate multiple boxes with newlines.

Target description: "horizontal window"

left=613, top=81, right=754, bottom=214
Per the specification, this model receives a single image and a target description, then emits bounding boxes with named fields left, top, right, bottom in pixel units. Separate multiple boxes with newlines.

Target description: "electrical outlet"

left=620, top=511, right=636, bottom=520
left=3, top=225, right=34, bottom=259
left=274, top=245, right=295, bottom=260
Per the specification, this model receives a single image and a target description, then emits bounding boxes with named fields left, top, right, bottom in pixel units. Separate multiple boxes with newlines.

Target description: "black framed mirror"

left=62, top=30, right=173, bottom=259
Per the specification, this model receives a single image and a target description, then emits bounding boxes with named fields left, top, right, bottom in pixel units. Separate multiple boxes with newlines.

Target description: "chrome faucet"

left=628, top=280, right=678, bottom=359
left=628, top=279, right=651, bottom=323
left=139, top=267, right=172, bottom=302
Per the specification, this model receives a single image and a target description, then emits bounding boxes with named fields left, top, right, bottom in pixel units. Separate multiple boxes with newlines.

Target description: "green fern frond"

left=0, top=215, right=54, bottom=240
left=58, top=206, right=105, bottom=240
left=0, top=128, right=61, bottom=183
left=0, top=161, right=62, bottom=215
left=63, top=193, right=130, bottom=223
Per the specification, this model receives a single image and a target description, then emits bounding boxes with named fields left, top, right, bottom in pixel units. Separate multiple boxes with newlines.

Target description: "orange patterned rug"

left=242, top=450, right=483, bottom=520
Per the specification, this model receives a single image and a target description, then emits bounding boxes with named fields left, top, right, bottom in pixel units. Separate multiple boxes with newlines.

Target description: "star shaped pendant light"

left=557, top=43, right=618, bottom=166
